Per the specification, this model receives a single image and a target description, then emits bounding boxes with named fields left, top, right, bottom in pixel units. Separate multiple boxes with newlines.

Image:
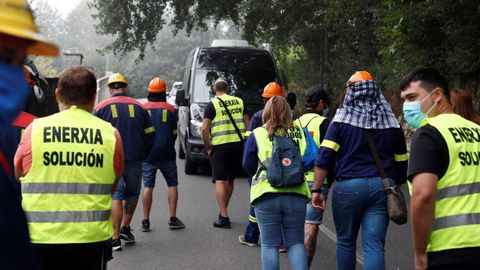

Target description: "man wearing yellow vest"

left=400, top=67, right=480, bottom=270
left=15, top=66, right=124, bottom=270
left=201, top=77, right=249, bottom=228
left=294, top=85, right=332, bottom=268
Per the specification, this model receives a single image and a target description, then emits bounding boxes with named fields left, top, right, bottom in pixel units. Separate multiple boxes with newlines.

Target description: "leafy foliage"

left=91, top=0, right=480, bottom=98
left=32, top=0, right=241, bottom=98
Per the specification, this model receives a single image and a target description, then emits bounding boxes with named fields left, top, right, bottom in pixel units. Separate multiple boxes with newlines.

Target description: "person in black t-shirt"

left=400, top=67, right=480, bottom=270
left=201, top=78, right=250, bottom=228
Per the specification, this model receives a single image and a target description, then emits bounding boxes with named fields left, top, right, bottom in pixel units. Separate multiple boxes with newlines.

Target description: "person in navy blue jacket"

left=311, top=71, right=408, bottom=270
left=140, top=77, right=185, bottom=232
left=94, top=73, right=155, bottom=251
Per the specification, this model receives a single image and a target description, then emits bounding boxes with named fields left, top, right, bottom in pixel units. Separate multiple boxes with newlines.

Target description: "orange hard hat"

left=347, top=71, right=373, bottom=85
left=262, top=82, right=283, bottom=98
left=148, top=77, right=167, bottom=93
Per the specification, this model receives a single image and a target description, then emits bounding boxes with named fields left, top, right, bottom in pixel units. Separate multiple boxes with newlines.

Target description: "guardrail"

left=96, top=72, right=112, bottom=105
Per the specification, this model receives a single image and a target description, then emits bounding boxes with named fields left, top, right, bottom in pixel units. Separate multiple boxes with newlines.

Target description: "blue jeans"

left=332, top=177, right=391, bottom=270
left=255, top=195, right=308, bottom=270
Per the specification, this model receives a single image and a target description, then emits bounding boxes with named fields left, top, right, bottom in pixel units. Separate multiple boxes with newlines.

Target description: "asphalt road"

left=109, top=150, right=413, bottom=270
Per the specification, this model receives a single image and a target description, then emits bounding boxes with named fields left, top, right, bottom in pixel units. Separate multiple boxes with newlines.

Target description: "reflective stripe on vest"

left=21, top=106, right=116, bottom=244
left=296, top=113, right=326, bottom=182
left=27, top=210, right=111, bottom=223
left=210, top=94, right=246, bottom=145
left=423, top=114, right=480, bottom=252
left=22, top=182, right=112, bottom=194
left=250, top=125, right=311, bottom=204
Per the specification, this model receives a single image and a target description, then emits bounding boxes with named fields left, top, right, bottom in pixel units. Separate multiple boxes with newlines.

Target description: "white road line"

left=319, top=224, right=364, bottom=266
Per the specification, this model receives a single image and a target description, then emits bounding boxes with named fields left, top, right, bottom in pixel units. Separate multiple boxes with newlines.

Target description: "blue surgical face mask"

left=0, top=63, right=29, bottom=132
left=402, top=91, right=437, bottom=128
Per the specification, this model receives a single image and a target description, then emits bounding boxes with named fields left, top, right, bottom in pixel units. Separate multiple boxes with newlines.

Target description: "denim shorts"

left=142, top=160, right=178, bottom=188
left=305, top=182, right=329, bottom=225
left=112, top=161, right=142, bottom=201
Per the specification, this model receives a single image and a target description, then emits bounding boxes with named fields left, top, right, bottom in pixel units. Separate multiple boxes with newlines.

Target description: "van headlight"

left=190, top=119, right=202, bottom=137
left=190, top=103, right=205, bottom=137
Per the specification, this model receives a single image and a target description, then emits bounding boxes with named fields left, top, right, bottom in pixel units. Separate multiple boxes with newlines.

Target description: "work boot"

left=140, top=219, right=150, bottom=232
left=213, top=214, right=231, bottom=229
left=168, top=217, right=185, bottom=230
left=120, top=226, right=135, bottom=244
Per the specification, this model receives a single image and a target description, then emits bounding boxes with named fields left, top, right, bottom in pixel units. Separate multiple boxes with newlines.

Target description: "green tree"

left=32, top=0, right=241, bottom=98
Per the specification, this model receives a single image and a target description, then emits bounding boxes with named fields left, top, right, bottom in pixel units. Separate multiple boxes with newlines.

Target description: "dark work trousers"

left=33, top=241, right=111, bottom=270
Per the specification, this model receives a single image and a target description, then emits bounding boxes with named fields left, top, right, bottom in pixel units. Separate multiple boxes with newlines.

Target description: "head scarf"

left=332, top=80, right=399, bottom=129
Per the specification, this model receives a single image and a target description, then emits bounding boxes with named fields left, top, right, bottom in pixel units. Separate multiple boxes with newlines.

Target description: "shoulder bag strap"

left=217, top=96, right=244, bottom=143
left=363, top=129, right=391, bottom=190
left=305, top=115, right=321, bottom=127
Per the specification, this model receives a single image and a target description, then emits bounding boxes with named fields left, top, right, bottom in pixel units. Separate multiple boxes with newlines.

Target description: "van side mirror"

left=176, top=89, right=188, bottom=106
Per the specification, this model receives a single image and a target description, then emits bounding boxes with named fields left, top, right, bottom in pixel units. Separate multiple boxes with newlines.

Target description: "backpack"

left=301, top=127, right=319, bottom=171
left=261, top=134, right=305, bottom=188
left=297, top=118, right=320, bottom=171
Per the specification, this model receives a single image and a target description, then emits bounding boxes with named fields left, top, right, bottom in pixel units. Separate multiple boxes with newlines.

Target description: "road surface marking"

left=319, top=224, right=364, bottom=266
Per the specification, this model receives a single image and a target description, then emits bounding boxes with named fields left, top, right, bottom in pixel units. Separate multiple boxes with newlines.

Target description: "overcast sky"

left=31, top=0, right=82, bottom=18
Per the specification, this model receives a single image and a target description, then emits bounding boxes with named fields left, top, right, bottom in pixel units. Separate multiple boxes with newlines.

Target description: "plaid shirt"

left=332, top=80, right=399, bottom=129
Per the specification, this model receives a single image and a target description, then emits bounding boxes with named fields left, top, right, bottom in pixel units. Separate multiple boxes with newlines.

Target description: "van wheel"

left=185, top=157, right=197, bottom=175
left=178, top=141, right=186, bottom=159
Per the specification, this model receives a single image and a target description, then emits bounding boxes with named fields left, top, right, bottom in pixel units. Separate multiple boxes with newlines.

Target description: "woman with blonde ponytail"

left=243, top=96, right=310, bottom=270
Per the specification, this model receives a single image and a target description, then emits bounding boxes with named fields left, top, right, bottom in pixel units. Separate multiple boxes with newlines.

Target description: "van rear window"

left=193, top=48, right=278, bottom=106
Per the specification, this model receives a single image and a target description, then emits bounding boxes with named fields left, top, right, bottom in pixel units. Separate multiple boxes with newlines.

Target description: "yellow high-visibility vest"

left=421, top=114, right=480, bottom=252
left=21, top=106, right=117, bottom=244
left=250, top=124, right=310, bottom=204
left=210, top=94, right=245, bottom=145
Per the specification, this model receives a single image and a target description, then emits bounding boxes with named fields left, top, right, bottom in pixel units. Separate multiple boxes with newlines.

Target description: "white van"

left=176, top=40, right=281, bottom=174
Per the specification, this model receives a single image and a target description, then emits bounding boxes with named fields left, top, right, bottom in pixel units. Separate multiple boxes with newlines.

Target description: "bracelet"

left=310, top=188, right=322, bottom=193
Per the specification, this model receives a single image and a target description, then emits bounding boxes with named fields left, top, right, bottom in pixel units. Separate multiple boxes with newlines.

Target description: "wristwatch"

left=310, top=188, right=322, bottom=193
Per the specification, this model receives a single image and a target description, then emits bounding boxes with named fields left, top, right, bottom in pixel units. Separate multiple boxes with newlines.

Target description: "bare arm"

left=312, top=166, right=328, bottom=210
left=14, top=168, right=23, bottom=182
left=201, top=118, right=212, bottom=155
left=243, top=114, right=250, bottom=130
left=112, top=129, right=123, bottom=194
left=411, top=172, right=437, bottom=270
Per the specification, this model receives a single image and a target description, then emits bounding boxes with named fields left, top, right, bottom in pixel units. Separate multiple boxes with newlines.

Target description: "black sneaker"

left=111, top=238, right=122, bottom=251
left=168, top=217, right=185, bottom=230
left=120, top=226, right=135, bottom=244
left=140, top=219, right=150, bottom=232
left=213, top=214, right=231, bottom=229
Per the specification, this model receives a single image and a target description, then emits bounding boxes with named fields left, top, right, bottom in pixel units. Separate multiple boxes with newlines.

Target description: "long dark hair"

left=450, top=88, right=480, bottom=125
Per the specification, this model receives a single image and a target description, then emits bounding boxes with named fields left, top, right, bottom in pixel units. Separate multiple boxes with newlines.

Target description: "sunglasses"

left=345, top=81, right=355, bottom=88
left=110, top=82, right=127, bottom=89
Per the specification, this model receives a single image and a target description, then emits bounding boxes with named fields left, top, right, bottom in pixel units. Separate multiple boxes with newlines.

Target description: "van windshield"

left=192, top=48, right=278, bottom=104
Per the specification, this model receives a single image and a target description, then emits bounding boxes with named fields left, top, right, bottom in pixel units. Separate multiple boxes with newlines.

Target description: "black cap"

left=305, top=85, right=329, bottom=104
